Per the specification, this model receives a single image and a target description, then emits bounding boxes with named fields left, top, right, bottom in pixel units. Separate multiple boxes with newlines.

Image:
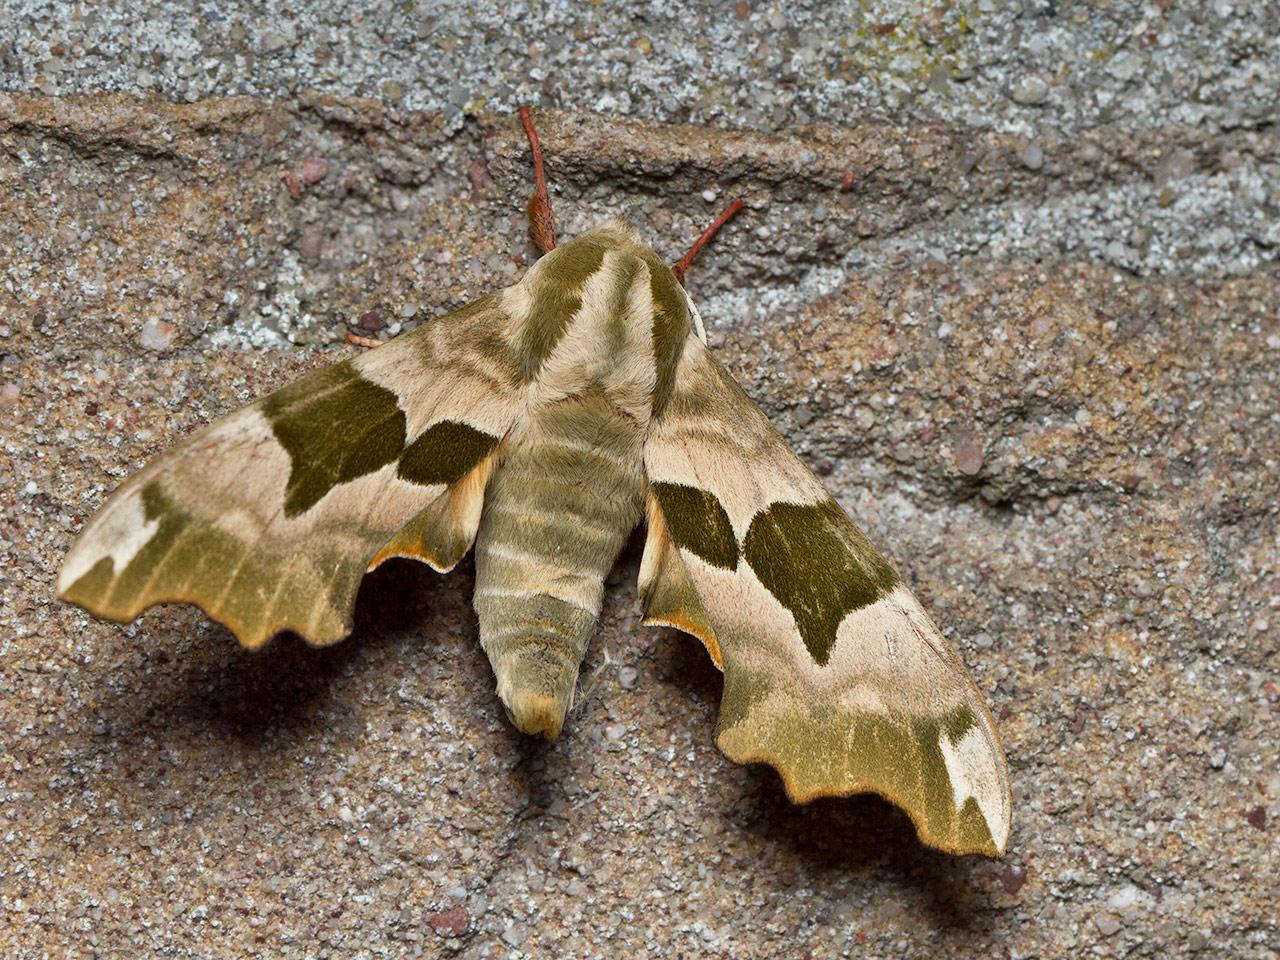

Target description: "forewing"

left=640, top=336, right=1011, bottom=856
left=58, top=294, right=521, bottom=649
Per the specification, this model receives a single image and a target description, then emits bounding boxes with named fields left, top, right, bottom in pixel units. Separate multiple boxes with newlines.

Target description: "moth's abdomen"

left=473, top=389, right=645, bottom=738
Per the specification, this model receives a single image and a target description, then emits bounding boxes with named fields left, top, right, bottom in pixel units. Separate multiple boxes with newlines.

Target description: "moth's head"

left=514, top=110, right=747, bottom=312
left=514, top=107, right=736, bottom=346
left=522, top=223, right=709, bottom=344
left=566, top=219, right=663, bottom=262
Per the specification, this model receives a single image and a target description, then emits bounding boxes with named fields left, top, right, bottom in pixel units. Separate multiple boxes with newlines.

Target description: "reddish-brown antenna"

left=672, top=199, right=745, bottom=285
left=519, top=107, right=557, bottom=254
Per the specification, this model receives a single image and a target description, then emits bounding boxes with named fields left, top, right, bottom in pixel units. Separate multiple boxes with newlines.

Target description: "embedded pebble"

left=426, top=906, right=469, bottom=938
left=501, top=922, right=528, bottom=947
left=139, top=318, right=176, bottom=351
left=1095, top=913, right=1123, bottom=937
left=952, top=432, right=986, bottom=475
left=300, top=158, right=328, bottom=184
left=297, top=228, right=325, bottom=260
left=1011, top=77, right=1050, bottom=105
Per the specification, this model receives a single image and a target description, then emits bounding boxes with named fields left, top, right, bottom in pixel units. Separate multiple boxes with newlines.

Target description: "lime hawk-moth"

left=58, top=109, right=1010, bottom=857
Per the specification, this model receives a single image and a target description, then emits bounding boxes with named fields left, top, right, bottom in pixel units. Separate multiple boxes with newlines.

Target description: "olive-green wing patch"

left=641, top=334, right=1011, bottom=857
left=58, top=293, right=521, bottom=650
left=742, top=499, right=898, bottom=666
left=650, top=480, right=738, bottom=571
left=264, top=363, right=408, bottom=517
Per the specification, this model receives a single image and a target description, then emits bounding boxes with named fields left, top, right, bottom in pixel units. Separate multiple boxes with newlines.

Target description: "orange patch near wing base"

left=368, top=448, right=503, bottom=573
left=639, top=494, right=724, bottom=669
left=642, top=610, right=724, bottom=670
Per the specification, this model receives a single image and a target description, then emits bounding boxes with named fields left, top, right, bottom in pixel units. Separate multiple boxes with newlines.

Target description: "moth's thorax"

left=501, top=227, right=694, bottom=421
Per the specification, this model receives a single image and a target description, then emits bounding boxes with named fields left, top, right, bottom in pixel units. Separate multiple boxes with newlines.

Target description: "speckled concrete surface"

left=1, top=4, right=1278, bottom=958
left=3, top=1, right=1278, bottom=135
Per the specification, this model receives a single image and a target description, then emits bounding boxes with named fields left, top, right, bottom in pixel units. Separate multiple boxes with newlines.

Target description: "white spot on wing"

left=938, top=724, right=1008, bottom=846
left=59, top=495, right=160, bottom=591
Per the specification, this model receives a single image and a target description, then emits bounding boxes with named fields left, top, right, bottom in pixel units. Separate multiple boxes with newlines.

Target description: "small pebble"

left=261, top=31, right=290, bottom=53
left=297, top=228, right=325, bottom=260
left=1108, top=885, right=1142, bottom=910
left=1095, top=913, right=1122, bottom=937
left=1019, top=144, right=1045, bottom=170
left=701, top=189, right=718, bottom=203
left=300, top=158, right=328, bottom=184
left=0, top=382, right=19, bottom=408
left=999, top=865, right=1027, bottom=895
left=618, top=666, right=639, bottom=689
left=139, top=318, right=176, bottom=351
left=426, top=906, right=468, bottom=938
left=952, top=432, right=986, bottom=475
left=467, top=157, right=495, bottom=196
left=1011, top=77, right=1049, bottom=105
left=1109, top=51, right=1143, bottom=81
left=501, top=922, right=528, bottom=947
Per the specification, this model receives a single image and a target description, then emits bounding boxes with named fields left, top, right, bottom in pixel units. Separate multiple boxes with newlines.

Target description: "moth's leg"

left=672, top=199, right=745, bottom=285
left=518, top=106, right=557, bottom=254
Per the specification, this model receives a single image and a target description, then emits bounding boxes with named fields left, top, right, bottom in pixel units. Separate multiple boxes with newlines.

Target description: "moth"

left=58, top=109, right=1010, bottom=857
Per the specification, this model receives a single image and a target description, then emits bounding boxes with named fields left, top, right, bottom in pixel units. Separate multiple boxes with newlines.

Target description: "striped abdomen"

left=472, top=387, right=645, bottom=736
